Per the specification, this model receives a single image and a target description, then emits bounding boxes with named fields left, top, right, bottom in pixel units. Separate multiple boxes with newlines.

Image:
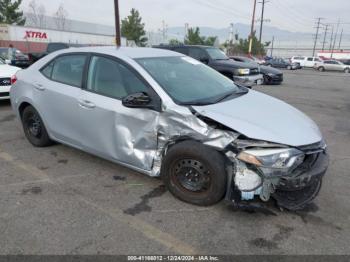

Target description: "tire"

left=161, top=141, right=227, bottom=206
left=273, top=178, right=322, bottom=211
left=287, top=65, right=292, bottom=70
left=344, top=68, right=350, bottom=73
left=318, top=66, right=325, bottom=72
left=263, top=75, right=271, bottom=85
left=21, top=106, right=53, bottom=147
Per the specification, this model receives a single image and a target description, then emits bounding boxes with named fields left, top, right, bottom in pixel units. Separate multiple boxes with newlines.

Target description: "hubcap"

left=27, top=114, right=42, bottom=138
left=173, top=159, right=211, bottom=192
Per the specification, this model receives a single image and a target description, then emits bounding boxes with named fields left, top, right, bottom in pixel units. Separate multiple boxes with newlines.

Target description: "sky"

left=20, top=0, right=350, bottom=33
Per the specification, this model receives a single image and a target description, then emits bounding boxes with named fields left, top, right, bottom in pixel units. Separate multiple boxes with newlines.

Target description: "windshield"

left=205, top=48, right=228, bottom=60
left=136, top=56, right=243, bottom=105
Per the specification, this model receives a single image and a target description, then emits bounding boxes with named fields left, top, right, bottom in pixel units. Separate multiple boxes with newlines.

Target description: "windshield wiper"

left=214, top=89, right=248, bottom=103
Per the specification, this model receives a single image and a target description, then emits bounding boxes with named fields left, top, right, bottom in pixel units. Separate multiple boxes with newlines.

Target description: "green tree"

left=168, top=38, right=183, bottom=45
left=0, top=0, right=25, bottom=25
left=225, top=32, right=268, bottom=56
left=184, top=27, right=217, bottom=46
left=121, top=8, right=148, bottom=47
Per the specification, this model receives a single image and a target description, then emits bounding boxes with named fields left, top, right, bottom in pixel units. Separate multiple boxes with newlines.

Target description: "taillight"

left=11, top=75, right=17, bottom=85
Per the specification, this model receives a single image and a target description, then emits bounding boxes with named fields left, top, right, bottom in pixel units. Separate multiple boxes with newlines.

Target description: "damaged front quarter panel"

left=150, top=105, right=239, bottom=177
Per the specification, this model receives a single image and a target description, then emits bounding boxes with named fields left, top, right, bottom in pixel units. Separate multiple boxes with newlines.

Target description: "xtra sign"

left=25, top=31, right=48, bottom=39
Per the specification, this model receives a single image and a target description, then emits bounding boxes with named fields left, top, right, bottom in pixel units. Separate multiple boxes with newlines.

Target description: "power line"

left=321, top=24, right=329, bottom=51
left=338, top=28, right=344, bottom=49
left=331, top=19, right=340, bottom=58
left=312, top=17, right=323, bottom=56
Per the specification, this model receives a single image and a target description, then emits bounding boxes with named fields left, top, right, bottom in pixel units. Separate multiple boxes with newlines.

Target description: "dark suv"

left=153, top=45, right=263, bottom=87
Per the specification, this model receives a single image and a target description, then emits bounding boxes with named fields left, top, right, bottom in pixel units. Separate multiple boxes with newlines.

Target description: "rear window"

left=49, top=55, right=87, bottom=87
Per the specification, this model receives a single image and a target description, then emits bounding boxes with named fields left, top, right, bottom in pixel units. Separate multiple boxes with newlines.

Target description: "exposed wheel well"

left=18, top=102, right=32, bottom=119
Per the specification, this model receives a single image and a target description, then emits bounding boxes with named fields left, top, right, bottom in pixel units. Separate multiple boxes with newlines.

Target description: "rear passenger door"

left=77, top=54, right=161, bottom=170
left=37, top=53, right=87, bottom=147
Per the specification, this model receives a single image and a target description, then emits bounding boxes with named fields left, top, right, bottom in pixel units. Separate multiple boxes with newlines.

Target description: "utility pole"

left=258, top=0, right=269, bottom=43
left=321, top=24, right=329, bottom=51
left=329, top=25, right=334, bottom=51
left=331, top=19, right=340, bottom=58
left=270, top=36, right=274, bottom=57
left=114, top=0, right=121, bottom=46
left=229, top=23, right=234, bottom=43
left=312, top=18, right=323, bottom=57
left=338, top=28, right=343, bottom=49
left=248, top=0, right=257, bottom=55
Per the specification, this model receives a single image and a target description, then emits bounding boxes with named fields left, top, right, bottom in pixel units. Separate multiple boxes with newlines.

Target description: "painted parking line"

left=0, top=147, right=199, bottom=254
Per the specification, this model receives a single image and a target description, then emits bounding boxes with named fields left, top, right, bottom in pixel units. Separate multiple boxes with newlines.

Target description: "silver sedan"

left=10, top=47, right=328, bottom=210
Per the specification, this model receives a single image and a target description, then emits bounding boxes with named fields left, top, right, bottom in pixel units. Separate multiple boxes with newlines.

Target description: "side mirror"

left=122, top=92, right=152, bottom=109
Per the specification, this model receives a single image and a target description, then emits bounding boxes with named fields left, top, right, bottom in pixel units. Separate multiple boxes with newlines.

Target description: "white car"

left=0, top=57, right=21, bottom=100
left=291, top=56, right=322, bottom=68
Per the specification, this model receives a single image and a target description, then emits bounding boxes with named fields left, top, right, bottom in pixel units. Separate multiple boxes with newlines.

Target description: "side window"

left=41, top=61, right=54, bottom=78
left=51, top=55, right=86, bottom=87
left=324, top=61, right=332, bottom=64
left=307, top=57, right=313, bottom=61
left=188, top=48, right=207, bottom=61
left=87, top=56, right=148, bottom=99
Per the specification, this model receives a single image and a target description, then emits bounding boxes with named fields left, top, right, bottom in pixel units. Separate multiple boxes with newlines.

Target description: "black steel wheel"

left=22, top=106, right=53, bottom=147
left=161, top=141, right=227, bottom=206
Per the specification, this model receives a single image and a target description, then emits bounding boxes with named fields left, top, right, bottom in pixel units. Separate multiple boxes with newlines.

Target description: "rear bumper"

left=233, top=74, right=264, bottom=87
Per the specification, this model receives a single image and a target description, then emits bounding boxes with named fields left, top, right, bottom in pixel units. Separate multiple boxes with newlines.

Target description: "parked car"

left=10, top=47, right=329, bottom=211
left=314, top=60, right=350, bottom=73
left=291, top=56, right=322, bottom=68
left=28, top=42, right=88, bottom=64
left=340, top=59, right=350, bottom=66
left=231, top=56, right=284, bottom=85
left=153, top=45, right=263, bottom=87
left=0, top=57, right=21, bottom=100
left=0, top=47, right=30, bottom=68
left=265, top=58, right=298, bottom=70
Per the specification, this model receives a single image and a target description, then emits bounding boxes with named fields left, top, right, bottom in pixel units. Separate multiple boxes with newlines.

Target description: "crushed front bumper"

left=226, top=145, right=329, bottom=210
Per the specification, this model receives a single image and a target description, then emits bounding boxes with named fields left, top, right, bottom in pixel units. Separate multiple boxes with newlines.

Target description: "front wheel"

left=344, top=68, right=350, bottom=73
left=318, top=66, right=325, bottom=72
left=287, top=65, right=292, bottom=70
left=161, top=141, right=227, bottom=206
left=21, top=106, right=53, bottom=147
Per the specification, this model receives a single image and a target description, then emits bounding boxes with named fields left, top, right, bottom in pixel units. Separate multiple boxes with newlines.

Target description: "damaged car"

left=10, top=47, right=329, bottom=211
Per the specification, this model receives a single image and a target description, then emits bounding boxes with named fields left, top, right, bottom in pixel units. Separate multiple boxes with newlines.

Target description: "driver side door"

left=77, top=54, right=161, bottom=171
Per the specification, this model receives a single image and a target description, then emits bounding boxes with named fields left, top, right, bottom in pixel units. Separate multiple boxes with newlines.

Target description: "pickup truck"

left=153, top=45, right=263, bottom=87
left=28, top=42, right=87, bottom=64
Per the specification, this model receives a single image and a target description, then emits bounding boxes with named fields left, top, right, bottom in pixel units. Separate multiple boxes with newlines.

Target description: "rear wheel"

left=21, top=106, right=53, bottom=147
left=161, top=141, right=227, bottom=206
left=344, top=68, right=350, bottom=73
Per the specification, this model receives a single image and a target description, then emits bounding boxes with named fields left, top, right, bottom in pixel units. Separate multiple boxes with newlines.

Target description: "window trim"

left=39, top=52, right=89, bottom=88
left=83, top=53, right=162, bottom=109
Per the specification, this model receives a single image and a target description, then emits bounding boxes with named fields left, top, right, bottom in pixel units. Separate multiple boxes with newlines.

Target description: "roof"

left=62, top=46, right=183, bottom=59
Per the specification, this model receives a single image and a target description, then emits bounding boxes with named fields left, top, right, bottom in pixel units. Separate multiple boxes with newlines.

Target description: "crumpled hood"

left=193, top=90, right=323, bottom=147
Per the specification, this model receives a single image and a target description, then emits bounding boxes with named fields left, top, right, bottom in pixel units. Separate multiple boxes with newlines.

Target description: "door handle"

left=33, top=83, right=45, bottom=91
left=79, top=99, right=96, bottom=109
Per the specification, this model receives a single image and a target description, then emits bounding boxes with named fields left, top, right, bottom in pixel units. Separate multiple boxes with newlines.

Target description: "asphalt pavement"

left=0, top=69, right=349, bottom=255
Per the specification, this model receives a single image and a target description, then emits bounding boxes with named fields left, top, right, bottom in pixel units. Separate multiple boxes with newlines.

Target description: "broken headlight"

left=237, top=148, right=305, bottom=170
